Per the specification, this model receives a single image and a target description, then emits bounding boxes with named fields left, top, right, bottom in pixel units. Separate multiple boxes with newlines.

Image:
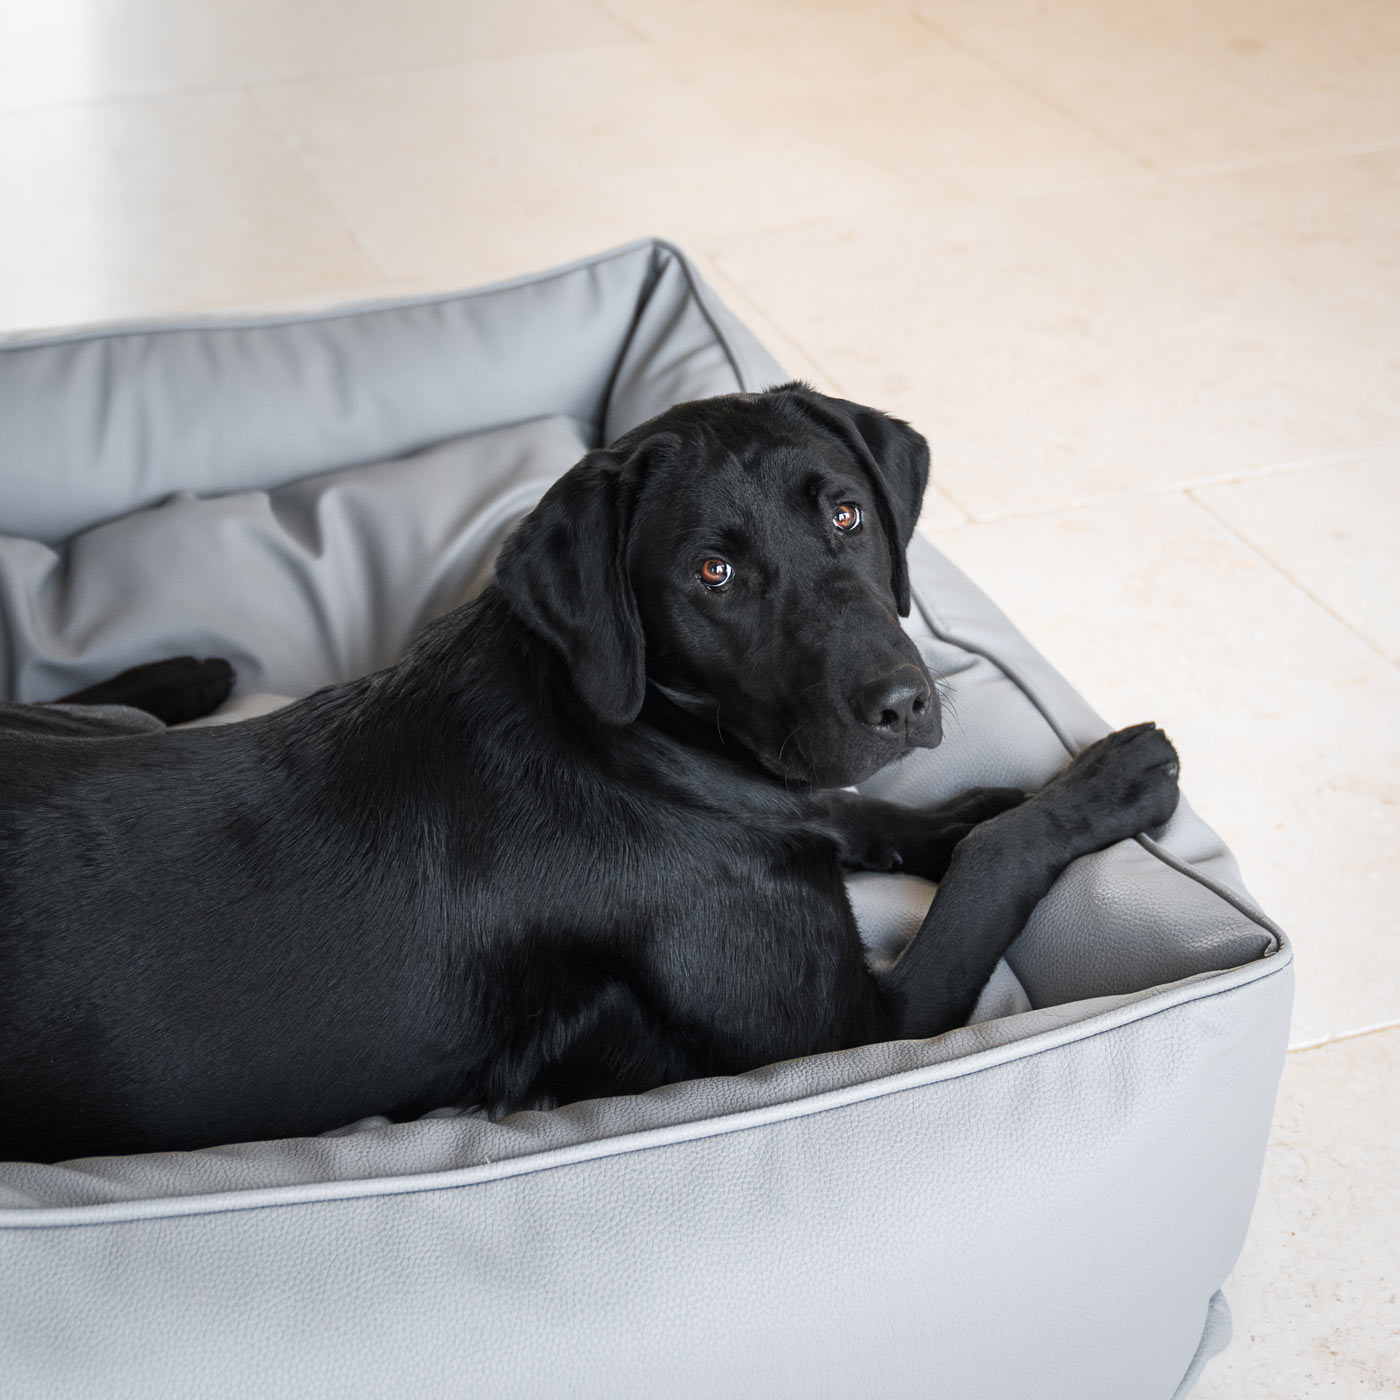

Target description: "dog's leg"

left=875, top=723, right=1180, bottom=1039
left=821, top=786, right=1029, bottom=881
left=55, top=656, right=235, bottom=726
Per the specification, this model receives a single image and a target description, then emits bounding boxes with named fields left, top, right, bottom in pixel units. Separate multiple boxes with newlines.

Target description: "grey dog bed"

left=0, top=240, right=1291, bottom=1399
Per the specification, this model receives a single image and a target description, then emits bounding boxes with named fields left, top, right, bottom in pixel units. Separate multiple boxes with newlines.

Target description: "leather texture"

left=0, top=240, right=1291, bottom=1399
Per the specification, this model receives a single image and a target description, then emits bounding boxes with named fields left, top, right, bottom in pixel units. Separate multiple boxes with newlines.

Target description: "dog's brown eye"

left=833, top=503, right=862, bottom=533
left=699, top=558, right=733, bottom=589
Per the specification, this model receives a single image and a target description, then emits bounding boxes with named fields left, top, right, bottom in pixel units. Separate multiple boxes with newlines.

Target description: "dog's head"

left=494, top=382, right=939, bottom=787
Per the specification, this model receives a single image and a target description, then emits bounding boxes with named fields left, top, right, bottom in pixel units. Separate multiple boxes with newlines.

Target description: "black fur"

left=0, top=383, right=1179, bottom=1162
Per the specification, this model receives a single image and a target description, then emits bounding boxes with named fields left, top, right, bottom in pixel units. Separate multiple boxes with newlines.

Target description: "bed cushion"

left=0, top=239, right=1291, bottom=1400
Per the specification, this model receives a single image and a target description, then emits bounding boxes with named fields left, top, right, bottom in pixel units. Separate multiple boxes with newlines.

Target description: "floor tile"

left=1194, top=1030, right=1400, bottom=1397
left=928, top=491, right=1400, bottom=1046
left=0, top=3, right=1393, bottom=1390
left=698, top=260, right=971, bottom=530
left=603, top=2, right=1146, bottom=202
left=1195, top=453, right=1400, bottom=665
left=0, top=92, right=381, bottom=332
left=0, top=0, right=633, bottom=111
left=251, top=10, right=1140, bottom=292
left=916, top=0, right=1400, bottom=174
left=711, top=151, right=1400, bottom=521
left=597, top=0, right=911, bottom=42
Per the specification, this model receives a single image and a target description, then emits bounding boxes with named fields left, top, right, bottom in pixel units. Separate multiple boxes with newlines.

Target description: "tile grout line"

left=916, top=478, right=976, bottom=526
left=584, top=0, right=651, bottom=45
left=931, top=441, right=1400, bottom=531
left=1187, top=489, right=1399, bottom=671
left=1184, top=441, right=1400, bottom=483
left=244, top=83, right=390, bottom=286
left=1289, top=1019, right=1400, bottom=1054
left=905, top=15, right=1400, bottom=187
left=1170, top=134, right=1400, bottom=182
left=702, top=257, right=851, bottom=390
left=0, top=28, right=645, bottom=121
left=908, top=11, right=1159, bottom=175
left=704, top=255, right=980, bottom=524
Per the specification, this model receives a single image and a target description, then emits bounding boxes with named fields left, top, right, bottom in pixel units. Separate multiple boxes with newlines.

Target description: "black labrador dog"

left=0, top=383, right=1179, bottom=1163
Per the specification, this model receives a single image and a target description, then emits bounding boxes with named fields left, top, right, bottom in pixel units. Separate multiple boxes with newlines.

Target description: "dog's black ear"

left=777, top=383, right=930, bottom=615
left=831, top=397, right=930, bottom=552
left=494, top=444, right=653, bottom=726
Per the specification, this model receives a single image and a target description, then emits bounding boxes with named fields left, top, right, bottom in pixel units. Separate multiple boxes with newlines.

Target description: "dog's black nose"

left=855, top=671, right=937, bottom=740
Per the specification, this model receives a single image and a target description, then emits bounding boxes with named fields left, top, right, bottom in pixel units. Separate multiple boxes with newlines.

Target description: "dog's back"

left=0, top=668, right=475, bottom=1159
left=0, top=589, right=840, bottom=1160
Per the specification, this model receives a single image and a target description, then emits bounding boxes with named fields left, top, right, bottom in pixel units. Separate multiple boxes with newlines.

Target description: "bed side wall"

left=0, top=963, right=1291, bottom=1400
left=0, top=240, right=782, bottom=544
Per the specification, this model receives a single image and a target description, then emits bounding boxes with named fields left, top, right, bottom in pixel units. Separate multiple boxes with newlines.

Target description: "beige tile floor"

left=1, top=0, right=1396, bottom=1391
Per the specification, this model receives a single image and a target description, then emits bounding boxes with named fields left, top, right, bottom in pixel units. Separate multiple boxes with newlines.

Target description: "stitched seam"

left=0, top=955, right=1291, bottom=1230
left=649, top=239, right=752, bottom=392
left=0, top=240, right=663, bottom=354
left=909, top=582, right=1286, bottom=951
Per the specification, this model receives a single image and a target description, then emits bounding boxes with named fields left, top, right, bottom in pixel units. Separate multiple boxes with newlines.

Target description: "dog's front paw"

left=1042, top=722, right=1180, bottom=849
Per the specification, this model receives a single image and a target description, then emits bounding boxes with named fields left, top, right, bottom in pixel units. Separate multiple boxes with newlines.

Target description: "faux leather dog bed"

left=0, top=240, right=1292, bottom=1399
